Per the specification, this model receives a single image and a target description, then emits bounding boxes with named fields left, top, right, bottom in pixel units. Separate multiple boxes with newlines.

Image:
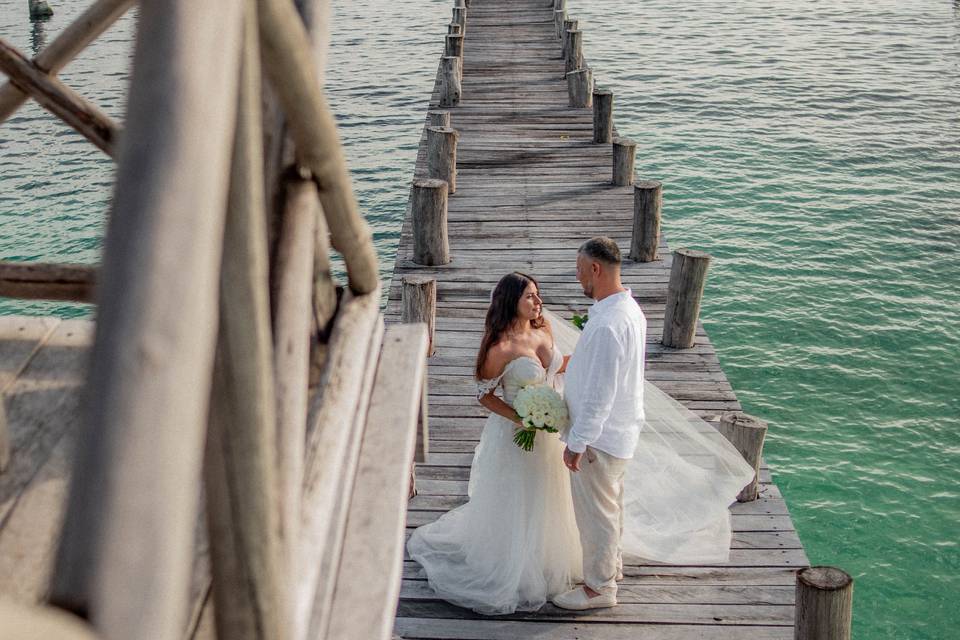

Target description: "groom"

left=553, top=236, right=647, bottom=611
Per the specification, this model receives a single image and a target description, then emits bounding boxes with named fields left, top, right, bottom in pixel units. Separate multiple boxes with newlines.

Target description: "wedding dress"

left=406, top=346, right=583, bottom=614
left=407, top=309, right=755, bottom=614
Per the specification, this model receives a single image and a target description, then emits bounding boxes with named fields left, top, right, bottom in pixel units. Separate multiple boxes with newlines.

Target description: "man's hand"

left=563, top=446, right=583, bottom=472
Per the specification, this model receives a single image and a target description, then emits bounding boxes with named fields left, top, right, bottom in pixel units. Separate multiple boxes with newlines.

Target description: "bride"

left=406, top=271, right=754, bottom=615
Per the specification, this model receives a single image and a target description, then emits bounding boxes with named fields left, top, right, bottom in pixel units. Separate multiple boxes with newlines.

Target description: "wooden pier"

left=0, top=0, right=857, bottom=638
left=387, top=0, right=812, bottom=638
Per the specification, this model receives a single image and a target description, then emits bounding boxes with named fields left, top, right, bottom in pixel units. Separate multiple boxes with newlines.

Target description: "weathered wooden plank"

left=396, top=598, right=795, bottom=626
left=394, top=617, right=792, bottom=640
left=400, top=580, right=796, bottom=605
left=327, top=324, right=429, bottom=640
left=0, top=320, right=90, bottom=528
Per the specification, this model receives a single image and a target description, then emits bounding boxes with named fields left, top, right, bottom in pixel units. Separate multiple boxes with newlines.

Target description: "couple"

left=407, top=236, right=754, bottom=615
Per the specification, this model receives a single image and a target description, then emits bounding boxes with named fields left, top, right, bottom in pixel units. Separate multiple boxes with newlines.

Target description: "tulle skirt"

left=407, top=413, right=583, bottom=614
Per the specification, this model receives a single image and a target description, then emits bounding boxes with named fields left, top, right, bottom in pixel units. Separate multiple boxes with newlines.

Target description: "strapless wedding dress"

left=406, top=346, right=583, bottom=615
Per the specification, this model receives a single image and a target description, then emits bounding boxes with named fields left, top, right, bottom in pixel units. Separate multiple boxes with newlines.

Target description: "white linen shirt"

left=562, top=289, right=646, bottom=459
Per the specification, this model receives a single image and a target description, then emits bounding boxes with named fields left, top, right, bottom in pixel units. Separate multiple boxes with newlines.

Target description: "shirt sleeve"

left=565, top=325, right=623, bottom=453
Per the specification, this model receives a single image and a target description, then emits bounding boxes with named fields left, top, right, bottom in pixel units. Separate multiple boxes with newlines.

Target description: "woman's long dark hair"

left=475, top=272, right=545, bottom=380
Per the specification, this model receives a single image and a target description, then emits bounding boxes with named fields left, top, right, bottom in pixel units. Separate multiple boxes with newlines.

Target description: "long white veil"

left=544, top=308, right=755, bottom=564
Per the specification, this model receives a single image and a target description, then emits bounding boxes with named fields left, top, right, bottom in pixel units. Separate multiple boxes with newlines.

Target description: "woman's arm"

left=479, top=392, right=523, bottom=426
left=556, top=354, right=571, bottom=375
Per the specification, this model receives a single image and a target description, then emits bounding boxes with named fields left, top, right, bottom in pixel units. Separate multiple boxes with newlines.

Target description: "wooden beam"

left=47, top=0, right=244, bottom=638
left=203, top=3, right=289, bottom=639
left=257, top=0, right=379, bottom=295
left=272, top=173, right=317, bottom=575
left=0, top=38, right=118, bottom=156
left=0, top=261, right=96, bottom=302
left=0, top=0, right=135, bottom=123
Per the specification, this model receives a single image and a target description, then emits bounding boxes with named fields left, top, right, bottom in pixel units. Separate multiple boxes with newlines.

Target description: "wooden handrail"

left=0, top=0, right=135, bottom=123
left=0, top=261, right=96, bottom=302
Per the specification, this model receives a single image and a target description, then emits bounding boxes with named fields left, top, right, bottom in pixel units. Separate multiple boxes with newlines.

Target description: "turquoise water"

left=2, top=0, right=959, bottom=637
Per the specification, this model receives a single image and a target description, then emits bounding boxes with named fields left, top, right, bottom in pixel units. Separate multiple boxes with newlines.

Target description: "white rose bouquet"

left=511, top=383, right=570, bottom=451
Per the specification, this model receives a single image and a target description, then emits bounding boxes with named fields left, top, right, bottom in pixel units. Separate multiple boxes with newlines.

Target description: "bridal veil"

left=544, top=308, right=755, bottom=564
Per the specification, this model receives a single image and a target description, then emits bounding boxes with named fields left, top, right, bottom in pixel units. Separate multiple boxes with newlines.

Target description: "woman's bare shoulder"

left=480, top=340, right=515, bottom=380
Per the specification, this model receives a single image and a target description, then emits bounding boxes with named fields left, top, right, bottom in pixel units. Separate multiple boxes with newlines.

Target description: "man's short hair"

left=579, top=236, right=621, bottom=266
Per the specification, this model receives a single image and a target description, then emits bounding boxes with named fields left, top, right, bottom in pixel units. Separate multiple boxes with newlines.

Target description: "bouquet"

left=512, top=383, right=570, bottom=451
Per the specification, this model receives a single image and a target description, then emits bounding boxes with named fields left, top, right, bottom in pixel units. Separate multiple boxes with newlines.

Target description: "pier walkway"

left=386, top=1, right=808, bottom=638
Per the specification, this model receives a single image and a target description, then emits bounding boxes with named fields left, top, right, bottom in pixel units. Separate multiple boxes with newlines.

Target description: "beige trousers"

left=570, top=446, right=627, bottom=595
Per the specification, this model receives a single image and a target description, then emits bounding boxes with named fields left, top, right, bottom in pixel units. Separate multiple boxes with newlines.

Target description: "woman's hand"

left=556, top=354, right=571, bottom=375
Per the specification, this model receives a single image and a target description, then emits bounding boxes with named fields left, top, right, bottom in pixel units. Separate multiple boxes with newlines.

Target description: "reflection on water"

left=29, top=18, right=47, bottom=53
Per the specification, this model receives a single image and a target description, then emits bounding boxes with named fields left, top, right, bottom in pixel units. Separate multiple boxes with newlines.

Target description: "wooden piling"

left=402, top=276, right=437, bottom=357
left=592, top=88, right=612, bottom=143
left=795, top=567, right=854, bottom=640
left=427, top=110, right=450, bottom=128
left=566, top=67, right=593, bottom=108
left=717, top=411, right=768, bottom=502
left=629, top=179, right=662, bottom=262
left=426, top=126, right=458, bottom=194
left=448, top=22, right=461, bottom=36
left=564, top=29, right=582, bottom=74
left=445, top=33, right=463, bottom=59
left=613, top=138, right=636, bottom=186
left=452, top=7, right=466, bottom=35
left=28, top=0, right=53, bottom=20
left=662, top=248, right=711, bottom=349
left=439, top=56, right=461, bottom=107
left=554, top=9, right=566, bottom=40
left=411, top=179, right=451, bottom=266
left=561, top=19, right=578, bottom=58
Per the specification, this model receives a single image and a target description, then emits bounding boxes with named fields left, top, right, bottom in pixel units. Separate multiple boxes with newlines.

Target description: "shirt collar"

left=590, top=288, right=632, bottom=319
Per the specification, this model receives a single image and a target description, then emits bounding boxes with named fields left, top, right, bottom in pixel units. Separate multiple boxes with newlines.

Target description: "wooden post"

left=593, top=88, right=612, bottom=143
left=411, top=178, right=451, bottom=266
left=662, top=248, right=711, bottom=349
left=445, top=33, right=463, bottom=59
left=612, top=137, right=636, bottom=186
left=561, top=19, right=578, bottom=59
left=203, top=8, right=289, bottom=637
left=426, top=126, right=458, bottom=194
left=717, top=411, right=768, bottom=502
left=0, top=402, right=8, bottom=473
left=795, top=567, right=854, bottom=640
left=554, top=9, right=566, bottom=39
left=28, top=0, right=54, bottom=20
left=402, top=276, right=437, bottom=356
left=630, top=179, right=662, bottom=262
left=48, top=0, right=244, bottom=636
left=452, top=7, right=466, bottom=34
left=439, top=56, right=461, bottom=107
left=566, top=68, right=592, bottom=108
left=427, top=109, right=450, bottom=128
left=448, top=22, right=461, bottom=36
left=564, top=30, right=582, bottom=75
left=554, top=0, right=567, bottom=10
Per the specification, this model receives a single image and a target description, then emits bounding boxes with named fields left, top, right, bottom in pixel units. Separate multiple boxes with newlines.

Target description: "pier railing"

left=0, top=1, right=428, bottom=639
